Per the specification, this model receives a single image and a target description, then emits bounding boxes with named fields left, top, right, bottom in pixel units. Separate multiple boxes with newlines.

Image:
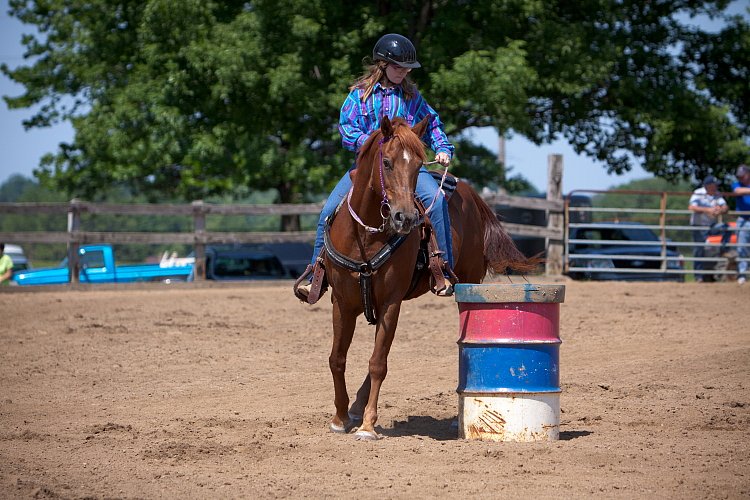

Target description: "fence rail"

left=565, top=189, right=749, bottom=282
left=1, top=156, right=567, bottom=283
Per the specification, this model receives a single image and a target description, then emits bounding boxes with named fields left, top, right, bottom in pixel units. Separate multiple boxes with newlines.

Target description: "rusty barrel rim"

left=454, top=283, right=565, bottom=304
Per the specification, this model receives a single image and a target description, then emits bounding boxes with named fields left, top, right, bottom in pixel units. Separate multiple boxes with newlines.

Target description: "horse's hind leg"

left=355, top=302, right=401, bottom=440
left=329, top=299, right=357, bottom=433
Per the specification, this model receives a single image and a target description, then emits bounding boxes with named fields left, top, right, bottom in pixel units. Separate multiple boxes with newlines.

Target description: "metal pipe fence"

left=565, top=189, right=749, bottom=281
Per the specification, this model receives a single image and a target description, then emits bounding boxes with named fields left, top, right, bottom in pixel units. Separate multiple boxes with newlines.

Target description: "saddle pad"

left=429, top=170, right=458, bottom=201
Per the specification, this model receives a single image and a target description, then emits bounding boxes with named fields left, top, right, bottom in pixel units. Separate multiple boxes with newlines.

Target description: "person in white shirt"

left=688, top=175, right=728, bottom=282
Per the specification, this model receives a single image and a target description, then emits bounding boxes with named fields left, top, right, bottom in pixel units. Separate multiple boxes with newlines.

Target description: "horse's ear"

left=411, top=114, right=431, bottom=140
left=380, top=116, right=394, bottom=140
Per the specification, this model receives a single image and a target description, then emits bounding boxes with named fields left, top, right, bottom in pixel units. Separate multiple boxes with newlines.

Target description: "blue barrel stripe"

left=458, top=343, right=560, bottom=393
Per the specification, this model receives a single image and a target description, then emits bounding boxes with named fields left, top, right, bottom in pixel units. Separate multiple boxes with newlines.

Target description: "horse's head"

left=367, top=115, right=430, bottom=235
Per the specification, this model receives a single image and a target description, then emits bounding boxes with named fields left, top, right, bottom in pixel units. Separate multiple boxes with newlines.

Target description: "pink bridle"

left=346, top=136, right=395, bottom=233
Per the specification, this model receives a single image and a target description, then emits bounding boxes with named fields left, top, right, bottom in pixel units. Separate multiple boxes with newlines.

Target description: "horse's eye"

left=383, top=158, right=393, bottom=171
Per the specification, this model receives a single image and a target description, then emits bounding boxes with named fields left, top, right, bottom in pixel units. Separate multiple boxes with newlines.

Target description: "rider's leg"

left=298, top=171, right=354, bottom=299
left=737, top=216, right=749, bottom=284
left=416, top=167, right=454, bottom=269
left=310, top=170, right=354, bottom=267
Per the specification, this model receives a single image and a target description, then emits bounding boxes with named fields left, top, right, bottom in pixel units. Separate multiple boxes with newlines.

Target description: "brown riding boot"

left=297, top=282, right=312, bottom=299
left=435, top=282, right=454, bottom=297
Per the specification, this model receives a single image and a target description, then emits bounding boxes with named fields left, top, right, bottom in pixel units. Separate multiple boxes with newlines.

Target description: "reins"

left=422, top=160, right=450, bottom=214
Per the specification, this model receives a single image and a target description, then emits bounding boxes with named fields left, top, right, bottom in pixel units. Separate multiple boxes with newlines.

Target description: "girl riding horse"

left=298, top=33, right=455, bottom=299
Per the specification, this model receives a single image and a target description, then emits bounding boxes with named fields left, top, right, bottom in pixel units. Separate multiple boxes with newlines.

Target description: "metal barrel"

left=455, top=283, right=565, bottom=442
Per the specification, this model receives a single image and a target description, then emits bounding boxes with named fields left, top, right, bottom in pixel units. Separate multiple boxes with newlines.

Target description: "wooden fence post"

left=67, top=199, right=81, bottom=284
left=546, top=155, right=564, bottom=276
left=192, top=200, right=206, bottom=281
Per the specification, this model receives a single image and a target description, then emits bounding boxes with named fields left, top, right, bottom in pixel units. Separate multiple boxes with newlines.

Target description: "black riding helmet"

left=373, top=33, right=421, bottom=69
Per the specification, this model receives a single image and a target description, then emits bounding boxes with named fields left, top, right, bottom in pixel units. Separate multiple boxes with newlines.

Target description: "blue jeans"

left=310, top=166, right=454, bottom=269
left=691, top=227, right=708, bottom=278
left=738, top=216, right=749, bottom=279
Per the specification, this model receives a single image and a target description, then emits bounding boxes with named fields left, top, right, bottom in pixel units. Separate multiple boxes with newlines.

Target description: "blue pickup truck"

left=13, top=244, right=194, bottom=286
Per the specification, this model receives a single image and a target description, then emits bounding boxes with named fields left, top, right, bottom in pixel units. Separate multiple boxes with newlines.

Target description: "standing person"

left=0, top=244, right=14, bottom=285
left=732, top=164, right=750, bottom=285
left=688, top=176, right=728, bottom=282
left=298, top=33, right=455, bottom=299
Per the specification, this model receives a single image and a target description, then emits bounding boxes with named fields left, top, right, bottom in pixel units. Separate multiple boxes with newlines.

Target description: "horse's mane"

left=357, top=118, right=427, bottom=172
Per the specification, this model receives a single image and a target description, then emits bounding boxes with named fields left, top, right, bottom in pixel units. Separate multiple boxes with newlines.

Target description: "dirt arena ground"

left=1, top=279, right=748, bottom=499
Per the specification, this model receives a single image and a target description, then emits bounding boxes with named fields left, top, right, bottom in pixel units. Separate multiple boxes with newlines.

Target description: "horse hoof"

left=329, top=422, right=347, bottom=434
left=348, top=413, right=363, bottom=426
left=354, top=429, right=381, bottom=441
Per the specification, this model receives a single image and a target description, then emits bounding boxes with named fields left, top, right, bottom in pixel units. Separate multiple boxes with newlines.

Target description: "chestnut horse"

left=323, top=115, right=539, bottom=440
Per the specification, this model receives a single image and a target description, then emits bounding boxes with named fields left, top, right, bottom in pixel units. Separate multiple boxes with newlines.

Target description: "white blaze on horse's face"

left=383, top=139, right=422, bottom=236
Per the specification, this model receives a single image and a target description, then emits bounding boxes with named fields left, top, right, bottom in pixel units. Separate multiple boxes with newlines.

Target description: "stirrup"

left=435, top=283, right=454, bottom=297
left=293, top=262, right=328, bottom=304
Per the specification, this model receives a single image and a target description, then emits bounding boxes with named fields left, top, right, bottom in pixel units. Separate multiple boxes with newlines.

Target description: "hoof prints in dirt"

left=3, top=430, right=49, bottom=442
left=14, top=479, right=61, bottom=500
left=141, top=441, right=239, bottom=461
left=84, top=422, right=135, bottom=441
left=141, top=439, right=287, bottom=463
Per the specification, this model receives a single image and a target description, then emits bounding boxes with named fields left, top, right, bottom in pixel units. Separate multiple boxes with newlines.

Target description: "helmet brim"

left=393, top=60, right=421, bottom=69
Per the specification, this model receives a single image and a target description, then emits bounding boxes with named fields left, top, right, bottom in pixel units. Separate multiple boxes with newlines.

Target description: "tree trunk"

left=278, top=182, right=300, bottom=232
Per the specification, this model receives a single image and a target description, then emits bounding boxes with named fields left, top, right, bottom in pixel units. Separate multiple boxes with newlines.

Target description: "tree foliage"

left=3, top=0, right=749, bottom=201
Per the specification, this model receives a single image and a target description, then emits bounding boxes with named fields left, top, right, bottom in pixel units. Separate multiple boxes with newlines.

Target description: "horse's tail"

left=468, top=188, right=544, bottom=275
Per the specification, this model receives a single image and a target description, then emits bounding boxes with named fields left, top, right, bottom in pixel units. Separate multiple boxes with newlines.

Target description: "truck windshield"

left=58, top=250, right=106, bottom=268
left=575, top=227, right=659, bottom=243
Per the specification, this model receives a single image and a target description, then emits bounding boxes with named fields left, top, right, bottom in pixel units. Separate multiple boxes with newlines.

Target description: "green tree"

left=0, top=174, right=38, bottom=202
left=3, top=0, right=748, bottom=207
left=451, top=138, right=536, bottom=194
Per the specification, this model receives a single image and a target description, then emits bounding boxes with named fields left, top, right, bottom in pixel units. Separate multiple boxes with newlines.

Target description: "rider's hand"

left=435, top=152, right=451, bottom=167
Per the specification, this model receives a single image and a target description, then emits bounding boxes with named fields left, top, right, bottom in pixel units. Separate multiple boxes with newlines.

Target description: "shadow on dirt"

left=380, top=416, right=593, bottom=442
left=380, top=415, right=457, bottom=441
left=559, top=430, right=592, bottom=440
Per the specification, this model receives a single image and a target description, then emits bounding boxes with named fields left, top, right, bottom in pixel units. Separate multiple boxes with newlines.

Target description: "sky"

left=0, top=1, right=747, bottom=195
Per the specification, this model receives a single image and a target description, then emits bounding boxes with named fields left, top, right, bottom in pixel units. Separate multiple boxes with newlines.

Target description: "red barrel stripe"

left=458, top=302, right=560, bottom=343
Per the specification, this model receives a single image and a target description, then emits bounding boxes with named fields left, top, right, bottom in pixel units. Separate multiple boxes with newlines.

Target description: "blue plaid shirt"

left=338, top=82, right=454, bottom=158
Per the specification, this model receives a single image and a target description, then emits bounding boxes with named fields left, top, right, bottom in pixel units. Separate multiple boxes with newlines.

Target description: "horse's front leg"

left=355, top=302, right=402, bottom=440
left=329, top=297, right=358, bottom=433
left=347, top=374, right=371, bottom=427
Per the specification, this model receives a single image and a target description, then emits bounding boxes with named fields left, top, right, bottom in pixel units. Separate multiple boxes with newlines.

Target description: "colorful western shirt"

left=689, top=187, right=728, bottom=226
left=338, top=82, right=454, bottom=157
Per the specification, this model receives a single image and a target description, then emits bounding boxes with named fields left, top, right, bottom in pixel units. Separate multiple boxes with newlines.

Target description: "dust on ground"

left=1, top=280, right=748, bottom=499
